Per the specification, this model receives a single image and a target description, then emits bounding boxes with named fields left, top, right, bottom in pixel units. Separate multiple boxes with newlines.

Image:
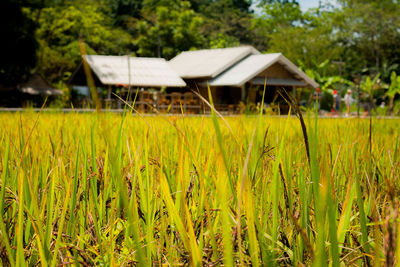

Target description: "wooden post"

left=241, top=85, right=246, bottom=102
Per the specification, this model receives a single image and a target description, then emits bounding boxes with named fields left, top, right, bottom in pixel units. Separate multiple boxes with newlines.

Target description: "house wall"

left=186, top=78, right=242, bottom=105
left=249, top=62, right=305, bottom=107
left=197, top=83, right=293, bottom=106
left=247, top=84, right=258, bottom=103
left=196, top=86, right=241, bottom=105
left=184, top=61, right=303, bottom=107
left=256, top=62, right=294, bottom=79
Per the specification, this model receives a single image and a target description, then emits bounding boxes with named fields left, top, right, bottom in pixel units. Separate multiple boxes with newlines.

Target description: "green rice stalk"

left=50, top=179, right=72, bottom=267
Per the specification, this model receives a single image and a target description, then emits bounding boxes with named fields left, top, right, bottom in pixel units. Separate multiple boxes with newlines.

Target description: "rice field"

left=0, top=110, right=399, bottom=266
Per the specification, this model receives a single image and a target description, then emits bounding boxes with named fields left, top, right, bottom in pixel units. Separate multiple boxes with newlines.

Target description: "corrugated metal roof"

left=168, top=46, right=260, bottom=79
left=84, top=55, right=186, bottom=87
left=207, top=53, right=319, bottom=88
left=208, top=53, right=281, bottom=87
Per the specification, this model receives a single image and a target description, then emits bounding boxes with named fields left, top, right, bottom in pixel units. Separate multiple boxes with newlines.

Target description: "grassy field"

left=0, top=111, right=399, bottom=266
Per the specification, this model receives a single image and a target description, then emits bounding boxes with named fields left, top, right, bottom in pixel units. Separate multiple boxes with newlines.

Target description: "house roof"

left=84, top=55, right=186, bottom=87
left=207, top=53, right=318, bottom=88
left=18, top=74, right=63, bottom=96
left=168, top=46, right=260, bottom=79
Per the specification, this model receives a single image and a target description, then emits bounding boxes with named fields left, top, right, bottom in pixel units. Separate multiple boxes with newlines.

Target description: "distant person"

left=344, top=89, right=353, bottom=116
left=332, top=89, right=341, bottom=114
left=312, top=87, right=322, bottom=111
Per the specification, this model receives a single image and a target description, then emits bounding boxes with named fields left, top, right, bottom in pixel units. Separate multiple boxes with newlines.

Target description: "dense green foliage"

left=1, top=0, right=400, bottom=108
left=0, top=112, right=399, bottom=265
left=0, top=0, right=38, bottom=86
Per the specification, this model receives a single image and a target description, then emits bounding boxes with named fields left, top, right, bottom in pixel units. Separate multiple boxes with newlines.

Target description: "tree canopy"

left=0, top=0, right=38, bottom=86
left=1, top=0, right=400, bottom=91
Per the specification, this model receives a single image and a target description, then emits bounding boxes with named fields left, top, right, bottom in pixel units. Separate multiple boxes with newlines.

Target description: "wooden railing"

left=100, top=92, right=290, bottom=115
left=102, top=92, right=201, bottom=113
left=102, top=92, right=289, bottom=114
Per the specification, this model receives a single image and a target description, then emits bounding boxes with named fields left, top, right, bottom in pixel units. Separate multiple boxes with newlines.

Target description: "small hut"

left=169, top=46, right=318, bottom=113
left=69, top=47, right=318, bottom=113
left=18, top=73, right=62, bottom=96
left=0, top=73, right=61, bottom=107
left=69, top=55, right=187, bottom=110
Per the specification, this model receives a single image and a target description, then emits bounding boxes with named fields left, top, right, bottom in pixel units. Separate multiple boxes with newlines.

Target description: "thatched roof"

left=18, top=74, right=62, bottom=95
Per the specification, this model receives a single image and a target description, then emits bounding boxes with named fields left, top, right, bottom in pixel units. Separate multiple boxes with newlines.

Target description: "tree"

left=0, top=0, right=38, bottom=86
left=360, top=74, right=384, bottom=113
left=259, top=0, right=298, bottom=3
left=190, top=0, right=252, bottom=13
left=259, top=1, right=302, bottom=29
left=108, top=0, right=143, bottom=29
left=35, top=1, right=132, bottom=82
left=386, top=71, right=400, bottom=114
left=333, top=0, right=400, bottom=76
left=109, top=0, right=143, bottom=20
left=135, top=1, right=204, bottom=59
left=256, top=2, right=341, bottom=72
left=199, top=0, right=255, bottom=48
left=299, top=59, right=354, bottom=109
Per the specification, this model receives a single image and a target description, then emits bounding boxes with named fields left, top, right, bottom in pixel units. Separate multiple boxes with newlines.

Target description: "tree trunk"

left=388, top=97, right=394, bottom=115
left=370, top=94, right=377, bottom=115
